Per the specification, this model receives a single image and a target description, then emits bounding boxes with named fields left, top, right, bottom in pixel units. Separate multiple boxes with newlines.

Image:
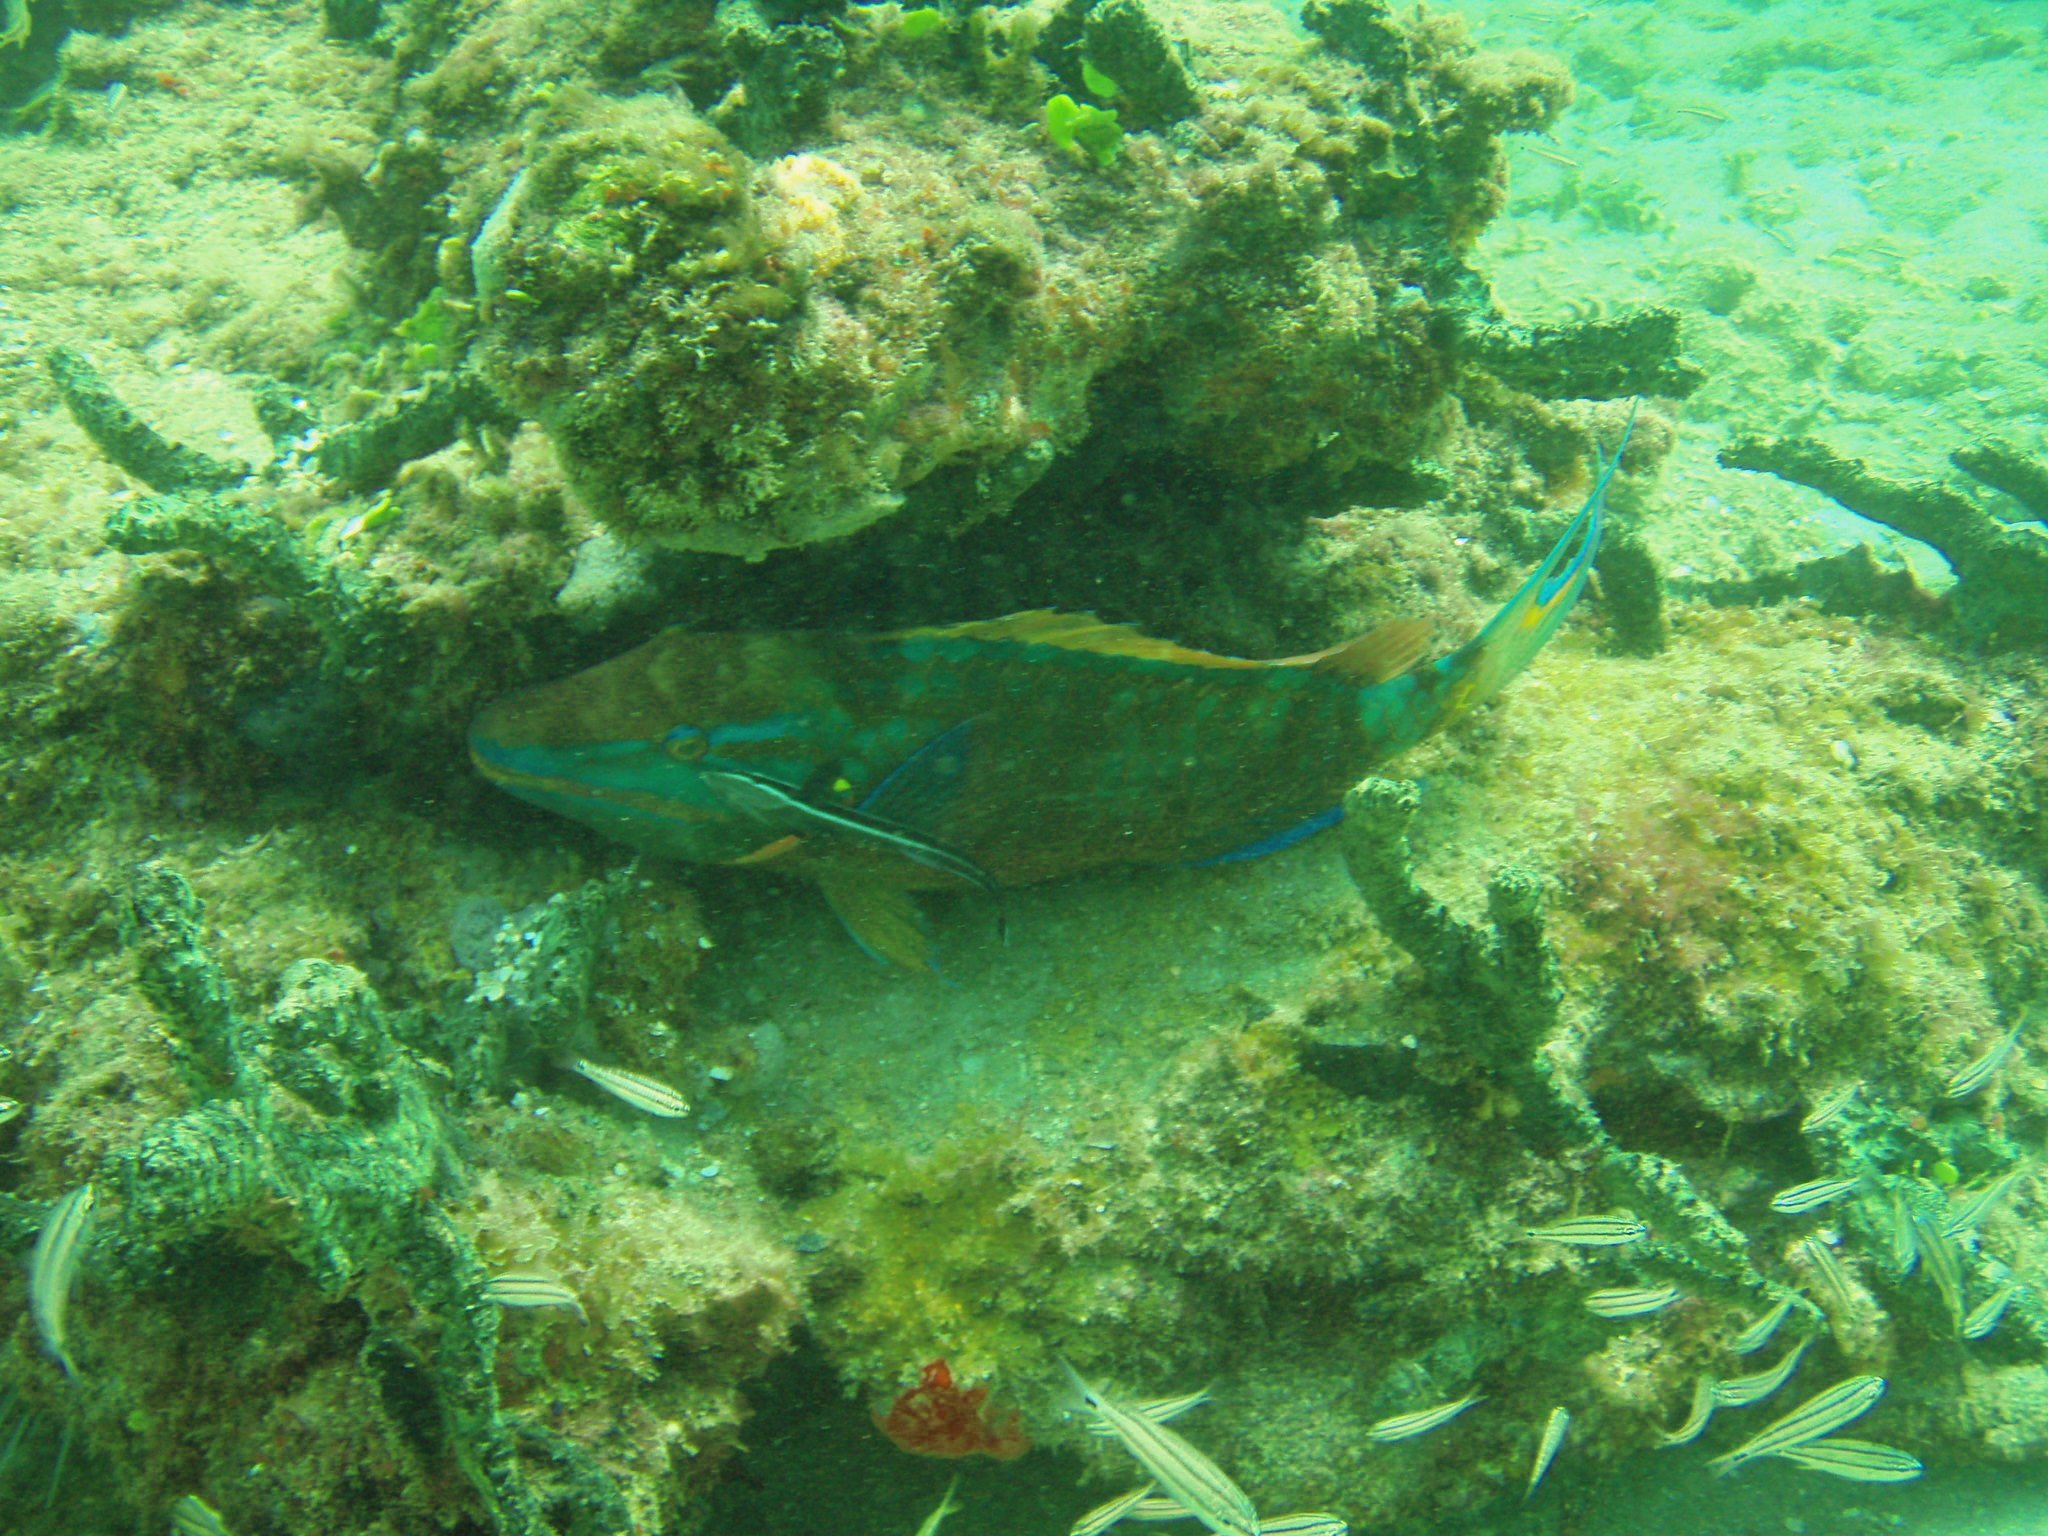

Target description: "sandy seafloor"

left=1, top=0, right=2047, bottom=1529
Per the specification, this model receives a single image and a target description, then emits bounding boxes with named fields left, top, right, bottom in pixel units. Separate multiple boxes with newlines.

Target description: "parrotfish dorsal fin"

left=895, top=611, right=1275, bottom=671
left=1286, top=618, right=1432, bottom=685
left=896, top=611, right=1432, bottom=682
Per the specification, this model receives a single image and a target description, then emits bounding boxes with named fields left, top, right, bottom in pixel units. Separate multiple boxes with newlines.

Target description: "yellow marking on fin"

left=729, top=834, right=803, bottom=865
left=895, top=610, right=1431, bottom=680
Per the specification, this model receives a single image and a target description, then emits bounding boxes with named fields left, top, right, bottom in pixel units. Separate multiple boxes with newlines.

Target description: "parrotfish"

left=472, top=422, right=1631, bottom=969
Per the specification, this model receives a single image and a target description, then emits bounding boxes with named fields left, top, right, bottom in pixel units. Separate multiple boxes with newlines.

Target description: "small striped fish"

left=31, top=1182, right=95, bottom=1380
left=1584, top=1285, right=1681, bottom=1319
left=170, top=1494, right=233, bottom=1536
left=1912, top=1214, right=1966, bottom=1330
left=1728, top=1297, right=1795, bottom=1355
left=1255, top=1517, right=1348, bottom=1536
left=1657, top=1374, right=1716, bottom=1448
left=1793, top=1235, right=1857, bottom=1319
left=1798, top=1083, right=1859, bottom=1134
left=1522, top=1215, right=1648, bottom=1247
left=1706, top=1376, right=1885, bottom=1475
left=1525, top=1407, right=1569, bottom=1500
left=1962, top=1285, right=2018, bottom=1341
left=1061, top=1361, right=1259, bottom=1536
left=567, top=1058, right=691, bottom=1118
left=1086, top=1390, right=1210, bottom=1434
left=915, top=1476, right=963, bottom=1536
left=1072, top=1484, right=1156, bottom=1536
left=1944, top=1019, right=2024, bottom=1099
left=1712, top=1338, right=1809, bottom=1409
left=1367, top=1391, right=1483, bottom=1443
left=1772, top=1437, right=1923, bottom=1483
left=0, top=1095, right=22, bottom=1127
left=483, top=1271, right=590, bottom=1325
left=1130, top=1499, right=1199, bottom=1522
left=1939, top=1168, right=2027, bottom=1240
left=1770, top=1176, right=1862, bottom=1215
left=1889, top=1187, right=1920, bottom=1277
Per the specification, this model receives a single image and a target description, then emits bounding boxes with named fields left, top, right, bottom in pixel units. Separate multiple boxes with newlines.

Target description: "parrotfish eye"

left=661, top=725, right=708, bottom=762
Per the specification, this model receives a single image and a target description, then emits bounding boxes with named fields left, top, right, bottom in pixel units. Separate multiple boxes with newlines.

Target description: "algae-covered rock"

left=446, top=0, right=1587, bottom=557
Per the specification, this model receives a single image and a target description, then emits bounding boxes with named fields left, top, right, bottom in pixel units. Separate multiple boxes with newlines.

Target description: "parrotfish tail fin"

left=1424, top=401, right=1636, bottom=727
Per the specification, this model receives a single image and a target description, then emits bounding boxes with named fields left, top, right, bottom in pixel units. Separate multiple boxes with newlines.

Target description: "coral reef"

left=0, top=862, right=794, bottom=1534
left=6, top=0, right=2048, bottom=1529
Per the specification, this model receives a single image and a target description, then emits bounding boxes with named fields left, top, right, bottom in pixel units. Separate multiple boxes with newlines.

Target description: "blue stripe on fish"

left=1186, top=804, right=1345, bottom=867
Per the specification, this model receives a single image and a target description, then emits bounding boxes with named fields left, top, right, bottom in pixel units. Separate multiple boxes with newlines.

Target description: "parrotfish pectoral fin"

left=860, top=718, right=976, bottom=826
left=1433, top=402, right=1637, bottom=722
left=819, top=873, right=934, bottom=972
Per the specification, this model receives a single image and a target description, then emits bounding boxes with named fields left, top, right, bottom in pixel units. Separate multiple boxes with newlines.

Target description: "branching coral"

left=1719, top=433, right=2048, bottom=646
left=110, top=862, right=556, bottom=1534
left=1339, top=776, right=1791, bottom=1307
left=27, top=861, right=796, bottom=1534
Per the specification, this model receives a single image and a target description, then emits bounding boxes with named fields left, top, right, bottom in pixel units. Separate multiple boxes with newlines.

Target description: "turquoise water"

left=2, top=0, right=2047, bottom=1531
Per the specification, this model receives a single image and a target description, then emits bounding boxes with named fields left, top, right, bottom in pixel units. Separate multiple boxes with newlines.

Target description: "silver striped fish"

left=1137, top=1513, right=1347, bottom=1536
left=1798, top=1083, right=1859, bottom=1134
left=1525, top=1407, right=1569, bottom=1500
left=170, top=1494, right=233, bottom=1536
left=1793, top=1235, right=1857, bottom=1319
left=483, top=1271, right=590, bottom=1325
left=1522, top=1215, right=1648, bottom=1247
left=1584, top=1285, right=1682, bottom=1319
left=1889, top=1187, right=1920, bottom=1277
left=1939, top=1168, right=2027, bottom=1240
left=0, top=1095, right=22, bottom=1127
left=1071, top=1484, right=1156, bottom=1536
left=1706, top=1376, right=1885, bottom=1475
left=1772, top=1437, right=1923, bottom=1483
left=1657, top=1375, right=1716, bottom=1448
left=1728, top=1297, right=1795, bottom=1355
left=1944, top=1019, right=2024, bottom=1099
left=1367, top=1391, right=1483, bottom=1443
left=1712, top=1338, right=1809, bottom=1409
left=1912, top=1213, right=1966, bottom=1330
left=1061, top=1362, right=1259, bottom=1536
left=1770, top=1176, right=1862, bottom=1215
left=567, top=1057, right=691, bottom=1118
left=915, top=1476, right=964, bottom=1536
left=31, top=1181, right=95, bottom=1380
left=1086, top=1390, right=1211, bottom=1434
left=1962, top=1285, right=2018, bottom=1341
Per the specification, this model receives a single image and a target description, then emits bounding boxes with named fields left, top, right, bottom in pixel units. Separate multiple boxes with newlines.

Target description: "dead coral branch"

left=1718, top=433, right=2048, bottom=645
left=1340, top=777, right=1794, bottom=1308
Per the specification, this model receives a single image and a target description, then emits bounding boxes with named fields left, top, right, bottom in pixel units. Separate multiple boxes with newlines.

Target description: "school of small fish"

left=7, top=943, right=2037, bottom=1523
left=1497, top=1022, right=2036, bottom=1498
left=1061, top=1362, right=1349, bottom=1536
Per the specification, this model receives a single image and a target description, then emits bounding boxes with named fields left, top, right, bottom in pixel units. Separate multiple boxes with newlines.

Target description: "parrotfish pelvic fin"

left=1427, top=402, right=1636, bottom=725
left=818, top=871, right=935, bottom=972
